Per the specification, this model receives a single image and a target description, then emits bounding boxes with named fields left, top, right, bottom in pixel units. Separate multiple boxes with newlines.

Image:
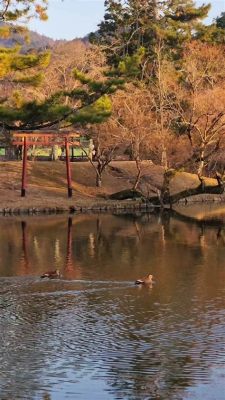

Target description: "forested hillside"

left=0, top=22, right=56, bottom=49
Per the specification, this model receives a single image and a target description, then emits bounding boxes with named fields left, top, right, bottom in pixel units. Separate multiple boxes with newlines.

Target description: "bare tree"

left=109, top=86, right=156, bottom=189
left=173, top=42, right=225, bottom=175
left=81, top=123, right=120, bottom=187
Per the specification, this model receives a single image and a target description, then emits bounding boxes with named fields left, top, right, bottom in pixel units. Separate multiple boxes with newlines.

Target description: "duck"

left=40, top=269, right=61, bottom=279
left=135, top=274, right=154, bottom=285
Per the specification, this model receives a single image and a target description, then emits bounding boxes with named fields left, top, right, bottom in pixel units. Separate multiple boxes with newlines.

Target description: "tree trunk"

left=197, top=147, right=205, bottom=176
left=161, top=147, right=168, bottom=169
left=133, top=159, right=142, bottom=190
left=95, top=159, right=103, bottom=187
left=160, top=169, right=176, bottom=205
left=148, top=176, right=224, bottom=205
left=96, top=174, right=102, bottom=187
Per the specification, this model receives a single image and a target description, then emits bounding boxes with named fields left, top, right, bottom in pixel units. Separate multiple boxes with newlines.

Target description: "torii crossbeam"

left=12, top=131, right=81, bottom=198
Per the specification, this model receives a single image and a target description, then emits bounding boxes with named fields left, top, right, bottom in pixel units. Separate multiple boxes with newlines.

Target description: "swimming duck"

left=135, top=274, right=153, bottom=285
left=40, top=269, right=61, bottom=279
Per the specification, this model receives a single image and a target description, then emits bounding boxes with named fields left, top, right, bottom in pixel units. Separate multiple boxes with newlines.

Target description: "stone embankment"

left=1, top=194, right=225, bottom=216
left=0, top=201, right=157, bottom=216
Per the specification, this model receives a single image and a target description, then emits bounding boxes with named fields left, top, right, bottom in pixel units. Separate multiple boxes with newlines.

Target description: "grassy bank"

left=0, top=160, right=224, bottom=214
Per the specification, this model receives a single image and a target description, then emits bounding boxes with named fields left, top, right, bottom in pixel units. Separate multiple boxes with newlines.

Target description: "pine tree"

left=0, top=65, right=124, bottom=130
left=0, top=0, right=49, bottom=77
left=91, top=0, right=210, bottom=72
left=162, top=0, right=210, bottom=48
left=0, top=0, right=123, bottom=132
left=196, top=11, right=225, bottom=44
left=90, top=0, right=158, bottom=67
left=0, top=1, right=50, bottom=108
left=0, top=0, right=48, bottom=22
left=91, top=0, right=211, bottom=170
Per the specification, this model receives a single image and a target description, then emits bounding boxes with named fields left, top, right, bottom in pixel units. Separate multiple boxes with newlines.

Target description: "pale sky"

left=29, top=0, right=225, bottom=40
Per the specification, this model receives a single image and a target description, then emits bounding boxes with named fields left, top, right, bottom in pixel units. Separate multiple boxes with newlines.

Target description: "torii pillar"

left=21, top=136, right=27, bottom=197
left=65, top=136, right=72, bottom=198
left=13, top=131, right=78, bottom=198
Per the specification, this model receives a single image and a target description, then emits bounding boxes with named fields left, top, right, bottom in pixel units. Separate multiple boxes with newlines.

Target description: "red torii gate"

left=12, top=130, right=81, bottom=198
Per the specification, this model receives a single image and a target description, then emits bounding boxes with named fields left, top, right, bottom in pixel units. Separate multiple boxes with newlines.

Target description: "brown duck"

left=135, top=274, right=153, bottom=285
left=40, top=269, right=61, bottom=279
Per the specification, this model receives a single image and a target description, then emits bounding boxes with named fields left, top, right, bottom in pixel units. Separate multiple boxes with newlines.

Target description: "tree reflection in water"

left=1, top=210, right=225, bottom=399
left=20, top=220, right=30, bottom=274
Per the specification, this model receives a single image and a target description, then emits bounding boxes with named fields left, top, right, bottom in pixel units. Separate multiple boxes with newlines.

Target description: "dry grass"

left=0, top=160, right=140, bottom=208
left=0, top=160, right=221, bottom=209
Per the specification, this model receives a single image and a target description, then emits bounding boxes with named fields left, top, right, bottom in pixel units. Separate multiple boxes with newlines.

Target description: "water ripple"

left=1, top=213, right=225, bottom=399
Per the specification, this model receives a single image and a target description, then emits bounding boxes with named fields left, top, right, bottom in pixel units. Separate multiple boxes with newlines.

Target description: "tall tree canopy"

left=89, top=0, right=225, bottom=177
left=196, top=11, right=225, bottom=44
left=0, top=0, right=123, bottom=132
left=0, top=0, right=50, bottom=103
left=90, top=0, right=210, bottom=70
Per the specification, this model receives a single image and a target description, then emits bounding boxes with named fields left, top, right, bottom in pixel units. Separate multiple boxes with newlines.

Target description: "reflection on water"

left=1, top=210, right=225, bottom=399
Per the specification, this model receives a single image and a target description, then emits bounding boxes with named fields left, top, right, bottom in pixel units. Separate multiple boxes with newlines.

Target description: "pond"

left=1, top=207, right=225, bottom=399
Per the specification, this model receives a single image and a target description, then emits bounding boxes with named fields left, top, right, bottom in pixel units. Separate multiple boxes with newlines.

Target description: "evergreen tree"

left=163, top=0, right=210, bottom=48
left=216, top=12, right=225, bottom=29
left=0, top=64, right=124, bottom=130
left=91, top=0, right=210, bottom=72
left=90, top=0, right=158, bottom=66
left=0, top=0, right=123, bottom=132
left=196, top=11, right=225, bottom=44
left=0, top=0, right=48, bottom=22
left=0, top=1, right=50, bottom=105
left=91, top=0, right=211, bottom=169
left=90, top=0, right=157, bottom=66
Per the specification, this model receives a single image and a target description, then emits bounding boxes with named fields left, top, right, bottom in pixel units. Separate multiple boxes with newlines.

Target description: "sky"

left=29, top=0, right=225, bottom=40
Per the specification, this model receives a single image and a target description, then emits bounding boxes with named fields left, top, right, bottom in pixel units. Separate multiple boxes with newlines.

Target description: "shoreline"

left=0, top=200, right=156, bottom=216
left=1, top=195, right=225, bottom=216
left=1, top=160, right=225, bottom=216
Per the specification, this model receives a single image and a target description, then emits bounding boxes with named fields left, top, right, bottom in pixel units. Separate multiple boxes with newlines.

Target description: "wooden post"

left=21, top=136, right=27, bottom=197
left=65, top=136, right=72, bottom=198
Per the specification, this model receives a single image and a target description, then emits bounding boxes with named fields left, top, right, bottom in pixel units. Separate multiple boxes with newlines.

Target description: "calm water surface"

left=1, top=207, right=225, bottom=399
